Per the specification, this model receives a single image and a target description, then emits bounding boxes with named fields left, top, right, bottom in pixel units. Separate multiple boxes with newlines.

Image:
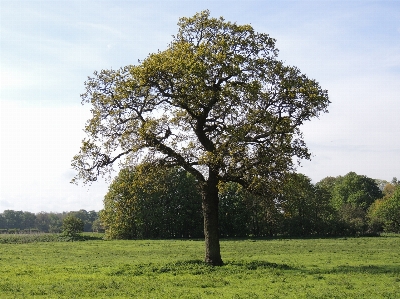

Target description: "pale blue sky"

left=1, top=0, right=399, bottom=212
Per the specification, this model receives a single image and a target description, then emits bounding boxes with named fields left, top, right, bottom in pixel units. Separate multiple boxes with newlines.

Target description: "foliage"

left=279, top=173, right=334, bottom=236
left=331, top=172, right=382, bottom=211
left=315, top=176, right=337, bottom=196
left=218, top=182, right=253, bottom=237
left=323, top=172, right=382, bottom=235
left=250, top=193, right=284, bottom=237
left=0, top=210, right=100, bottom=233
left=1, top=210, right=24, bottom=229
left=68, top=209, right=99, bottom=232
left=72, top=10, right=329, bottom=265
left=71, top=10, right=329, bottom=187
left=34, top=212, right=53, bottom=232
left=382, top=186, right=400, bottom=232
left=218, top=173, right=336, bottom=238
left=383, top=182, right=398, bottom=197
left=101, top=165, right=203, bottom=239
left=1, top=237, right=400, bottom=298
left=368, top=198, right=386, bottom=233
left=101, top=168, right=394, bottom=239
left=92, top=218, right=105, bottom=233
left=2, top=171, right=391, bottom=240
left=103, top=167, right=282, bottom=239
left=338, top=204, right=369, bottom=236
left=62, top=215, right=84, bottom=239
left=368, top=185, right=400, bottom=233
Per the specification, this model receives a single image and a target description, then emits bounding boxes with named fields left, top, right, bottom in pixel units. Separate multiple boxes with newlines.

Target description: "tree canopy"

left=72, top=10, right=330, bottom=265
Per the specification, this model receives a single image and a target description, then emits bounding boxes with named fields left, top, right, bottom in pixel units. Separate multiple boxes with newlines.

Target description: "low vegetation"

left=0, top=235, right=399, bottom=298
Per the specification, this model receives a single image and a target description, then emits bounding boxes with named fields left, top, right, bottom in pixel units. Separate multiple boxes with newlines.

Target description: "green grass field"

left=0, top=235, right=399, bottom=298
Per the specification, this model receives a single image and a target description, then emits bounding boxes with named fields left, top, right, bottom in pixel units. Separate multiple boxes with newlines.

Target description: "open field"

left=1, top=235, right=399, bottom=298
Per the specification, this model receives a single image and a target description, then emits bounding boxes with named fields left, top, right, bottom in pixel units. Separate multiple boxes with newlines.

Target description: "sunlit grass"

left=0, top=236, right=399, bottom=298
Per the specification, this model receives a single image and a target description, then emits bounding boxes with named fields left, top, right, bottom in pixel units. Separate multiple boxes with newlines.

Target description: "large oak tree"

left=72, top=11, right=329, bottom=265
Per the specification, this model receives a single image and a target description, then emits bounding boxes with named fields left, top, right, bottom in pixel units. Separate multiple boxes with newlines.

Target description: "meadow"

left=0, top=234, right=399, bottom=298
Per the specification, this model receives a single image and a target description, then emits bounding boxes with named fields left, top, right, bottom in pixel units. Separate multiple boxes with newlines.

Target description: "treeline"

left=101, top=165, right=400, bottom=239
left=2, top=169, right=398, bottom=239
left=0, top=210, right=103, bottom=234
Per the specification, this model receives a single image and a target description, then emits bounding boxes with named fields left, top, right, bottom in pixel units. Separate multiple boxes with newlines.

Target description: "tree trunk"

left=202, top=171, right=223, bottom=266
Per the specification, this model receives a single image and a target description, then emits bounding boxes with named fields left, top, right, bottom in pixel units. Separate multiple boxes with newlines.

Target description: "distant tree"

left=315, top=176, right=339, bottom=234
left=312, top=184, right=338, bottom=235
left=69, top=210, right=92, bottom=232
left=368, top=185, right=400, bottom=233
left=48, top=213, right=63, bottom=233
left=101, top=168, right=138, bottom=239
left=0, top=213, right=5, bottom=229
left=71, top=11, right=329, bottom=265
left=332, top=172, right=382, bottom=211
left=368, top=198, right=385, bottom=233
left=383, top=182, right=397, bottom=198
left=380, top=186, right=400, bottom=232
left=88, top=210, right=99, bottom=228
left=21, top=212, right=36, bottom=230
left=0, top=210, right=37, bottom=230
left=35, top=212, right=51, bottom=232
left=316, top=176, right=337, bottom=196
left=92, top=218, right=105, bottom=233
left=62, top=215, right=84, bottom=238
left=375, top=179, right=389, bottom=192
left=101, top=164, right=203, bottom=239
left=338, top=204, right=368, bottom=235
left=67, top=210, right=100, bottom=232
left=249, top=192, right=284, bottom=237
left=34, top=212, right=64, bottom=233
left=279, top=173, right=334, bottom=236
left=218, top=182, right=252, bottom=237
left=279, top=173, right=313, bottom=236
left=2, top=210, right=23, bottom=229
left=220, top=183, right=284, bottom=237
left=329, top=172, right=382, bottom=235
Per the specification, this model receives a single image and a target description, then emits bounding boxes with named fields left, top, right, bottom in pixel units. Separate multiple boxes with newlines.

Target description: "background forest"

left=1, top=169, right=398, bottom=238
left=0, top=209, right=102, bottom=234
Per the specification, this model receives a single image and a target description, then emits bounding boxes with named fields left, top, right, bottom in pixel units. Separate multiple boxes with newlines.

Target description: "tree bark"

left=202, top=171, right=223, bottom=266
